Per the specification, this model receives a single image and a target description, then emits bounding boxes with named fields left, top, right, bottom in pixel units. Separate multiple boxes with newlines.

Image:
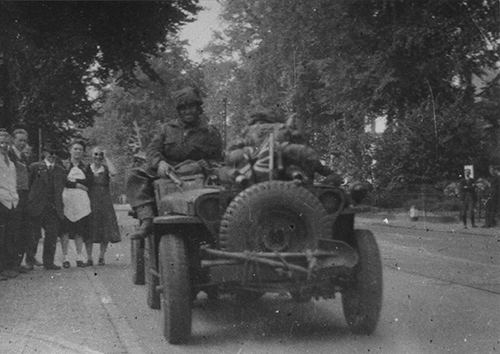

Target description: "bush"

left=429, top=199, right=462, bottom=212
left=367, top=182, right=462, bottom=212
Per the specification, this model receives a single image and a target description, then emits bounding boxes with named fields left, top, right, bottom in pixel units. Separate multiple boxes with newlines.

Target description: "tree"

left=0, top=1, right=201, bottom=150
left=84, top=36, right=204, bottom=199
left=203, top=0, right=499, bottom=186
left=474, top=73, right=500, bottom=163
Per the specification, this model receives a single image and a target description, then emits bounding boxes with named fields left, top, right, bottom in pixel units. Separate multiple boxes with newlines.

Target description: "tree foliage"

left=202, top=0, right=499, bottom=186
left=84, top=37, right=204, bottom=199
left=0, top=1, right=200, bottom=150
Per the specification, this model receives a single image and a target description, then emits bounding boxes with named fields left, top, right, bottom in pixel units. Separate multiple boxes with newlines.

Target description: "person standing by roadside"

left=88, top=147, right=121, bottom=265
left=482, top=164, right=500, bottom=228
left=0, top=130, right=19, bottom=280
left=27, top=143, right=66, bottom=270
left=8, top=128, right=37, bottom=271
left=459, top=168, right=477, bottom=229
left=60, top=140, right=92, bottom=268
left=22, top=143, right=43, bottom=267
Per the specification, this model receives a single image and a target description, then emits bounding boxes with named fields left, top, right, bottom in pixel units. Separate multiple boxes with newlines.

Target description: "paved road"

left=0, top=211, right=498, bottom=353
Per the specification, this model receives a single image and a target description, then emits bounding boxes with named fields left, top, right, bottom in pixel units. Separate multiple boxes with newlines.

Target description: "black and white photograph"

left=0, top=1, right=499, bottom=353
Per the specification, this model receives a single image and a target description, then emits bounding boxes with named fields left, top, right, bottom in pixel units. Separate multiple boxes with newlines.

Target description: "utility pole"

left=0, top=51, right=8, bottom=129
left=38, top=128, right=42, bottom=161
left=222, top=97, right=227, bottom=149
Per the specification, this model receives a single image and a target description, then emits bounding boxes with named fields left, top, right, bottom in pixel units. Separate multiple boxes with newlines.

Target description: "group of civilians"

left=0, top=128, right=121, bottom=281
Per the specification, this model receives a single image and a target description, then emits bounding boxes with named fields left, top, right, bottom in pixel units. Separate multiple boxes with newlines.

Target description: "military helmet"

left=173, top=87, right=203, bottom=109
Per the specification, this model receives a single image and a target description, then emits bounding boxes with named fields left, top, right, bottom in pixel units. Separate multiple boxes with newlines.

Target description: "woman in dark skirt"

left=60, top=140, right=92, bottom=268
left=88, top=147, right=121, bottom=265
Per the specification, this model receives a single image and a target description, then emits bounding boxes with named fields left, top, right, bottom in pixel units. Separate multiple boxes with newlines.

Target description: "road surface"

left=0, top=211, right=498, bottom=354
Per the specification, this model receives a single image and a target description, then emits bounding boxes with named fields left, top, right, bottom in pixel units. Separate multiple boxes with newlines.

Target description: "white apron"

left=63, top=166, right=91, bottom=222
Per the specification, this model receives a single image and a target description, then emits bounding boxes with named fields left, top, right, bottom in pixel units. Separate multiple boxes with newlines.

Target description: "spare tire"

left=220, top=181, right=331, bottom=252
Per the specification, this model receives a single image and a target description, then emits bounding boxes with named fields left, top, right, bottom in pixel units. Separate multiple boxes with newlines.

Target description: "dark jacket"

left=8, top=147, right=29, bottom=191
left=146, top=119, right=222, bottom=171
left=27, top=161, right=66, bottom=219
left=459, top=177, right=477, bottom=202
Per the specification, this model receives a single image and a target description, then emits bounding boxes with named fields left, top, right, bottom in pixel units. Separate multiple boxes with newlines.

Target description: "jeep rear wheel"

left=145, top=237, right=160, bottom=309
left=130, top=238, right=145, bottom=285
left=159, top=235, right=191, bottom=344
left=220, top=181, right=331, bottom=252
left=342, top=229, right=383, bottom=334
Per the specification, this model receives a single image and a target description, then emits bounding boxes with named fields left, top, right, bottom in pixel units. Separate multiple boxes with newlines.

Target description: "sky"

left=178, top=0, right=223, bottom=62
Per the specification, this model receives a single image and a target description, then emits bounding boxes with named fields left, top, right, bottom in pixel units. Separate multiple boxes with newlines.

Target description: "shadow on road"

left=187, top=294, right=354, bottom=345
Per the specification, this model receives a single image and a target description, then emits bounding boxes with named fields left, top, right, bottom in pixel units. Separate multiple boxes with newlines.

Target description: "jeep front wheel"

left=159, top=235, right=191, bottom=344
left=342, top=229, right=383, bottom=334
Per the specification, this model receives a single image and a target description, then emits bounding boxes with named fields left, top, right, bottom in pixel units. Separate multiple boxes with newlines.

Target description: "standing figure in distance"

left=88, top=147, right=121, bottom=265
left=126, top=86, right=223, bottom=239
left=459, top=168, right=477, bottom=229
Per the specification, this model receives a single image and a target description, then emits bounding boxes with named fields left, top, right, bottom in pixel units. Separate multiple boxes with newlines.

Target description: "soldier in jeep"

left=126, top=87, right=223, bottom=239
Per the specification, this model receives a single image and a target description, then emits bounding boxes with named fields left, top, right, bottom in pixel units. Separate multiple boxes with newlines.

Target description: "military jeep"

left=133, top=141, right=383, bottom=344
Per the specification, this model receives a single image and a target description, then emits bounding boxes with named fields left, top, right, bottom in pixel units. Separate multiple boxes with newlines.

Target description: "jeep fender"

left=152, top=215, right=209, bottom=246
left=153, top=215, right=203, bottom=225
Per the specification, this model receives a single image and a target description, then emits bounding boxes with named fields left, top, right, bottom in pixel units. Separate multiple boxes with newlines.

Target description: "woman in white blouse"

left=60, top=140, right=92, bottom=268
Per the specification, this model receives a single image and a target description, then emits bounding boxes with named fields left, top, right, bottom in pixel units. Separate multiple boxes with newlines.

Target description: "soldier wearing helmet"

left=126, top=87, right=223, bottom=239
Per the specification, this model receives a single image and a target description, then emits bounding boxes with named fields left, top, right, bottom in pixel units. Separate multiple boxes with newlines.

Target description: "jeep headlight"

left=349, top=182, right=371, bottom=204
left=318, top=189, right=345, bottom=215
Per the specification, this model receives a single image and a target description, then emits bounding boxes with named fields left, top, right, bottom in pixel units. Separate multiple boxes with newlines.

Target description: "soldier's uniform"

left=126, top=87, right=222, bottom=231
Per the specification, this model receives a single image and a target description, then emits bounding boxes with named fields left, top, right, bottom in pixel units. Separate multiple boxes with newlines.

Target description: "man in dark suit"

left=27, top=143, right=66, bottom=270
